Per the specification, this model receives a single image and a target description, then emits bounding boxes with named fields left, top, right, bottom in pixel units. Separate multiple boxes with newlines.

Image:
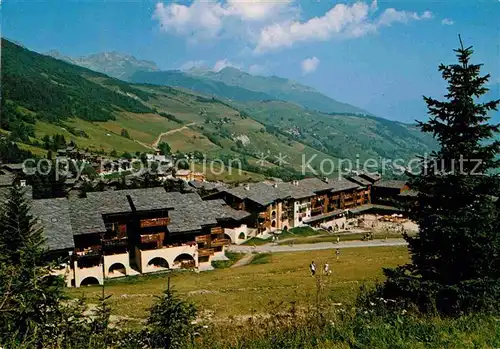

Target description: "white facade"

left=293, top=198, right=312, bottom=227
left=224, top=224, right=250, bottom=244
left=135, top=244, right=197, bottom=274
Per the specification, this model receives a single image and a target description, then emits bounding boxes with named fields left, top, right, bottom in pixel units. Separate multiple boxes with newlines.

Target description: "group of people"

left=309, top=249, right=340, bottom=277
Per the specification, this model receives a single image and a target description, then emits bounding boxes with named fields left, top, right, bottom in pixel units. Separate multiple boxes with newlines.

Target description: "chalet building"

left=209, top=177, right=372, bottom=235
left=31, top=188, right=249, bottom=287
left=371, top=180, right=417, bottom=206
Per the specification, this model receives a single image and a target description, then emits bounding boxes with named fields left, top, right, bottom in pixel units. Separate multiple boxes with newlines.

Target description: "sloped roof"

left=346, top=175, right=371, bottom=186
left=32, top=198, right=75, bottom=250
left=222, top=177, right=360, bottom=205
left=373, top=180, right=408, bottom=190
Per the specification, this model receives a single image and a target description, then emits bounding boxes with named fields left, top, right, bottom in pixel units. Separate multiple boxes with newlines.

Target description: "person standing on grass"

left=310, top=261, right=316, bottom=277
left=336, top=235, right=340, bottom=244
left=324, top=262, right=331, bottom=275
left=335, top=248, right=340, bottom=260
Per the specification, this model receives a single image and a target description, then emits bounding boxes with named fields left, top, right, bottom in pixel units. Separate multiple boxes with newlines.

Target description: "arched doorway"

left=108, top=263, right=126, bottom=276
left=173, top=253, right=195, bottom=269
left=148, top=257, right=169, bottom=269
left=238, top=232, right=246, bottom=240
left=271, top=220, right=276, bottom=228
left=80, top=277, right=100, bottom=287
left=224, top=233, right=232, bottom=243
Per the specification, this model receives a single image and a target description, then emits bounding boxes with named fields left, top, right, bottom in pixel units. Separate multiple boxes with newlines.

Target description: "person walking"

left=324, top=262, right=331, bottom=275
left=335, top=248, right=340, bottom=260
left=310, top=261, right=316, bottom=277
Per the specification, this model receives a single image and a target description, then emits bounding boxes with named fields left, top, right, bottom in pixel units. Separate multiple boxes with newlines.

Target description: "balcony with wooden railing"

left=211, top=239, right=231, bottom=247
left=311, top=206, right=324, bottom=216
left=140, top=217, right=170, bottom=229
left=210, top=227, right=223, bottom=235
left=198, top=248, right=215, bottom=257
left=195, top=234, right=211, bottom=243
left=75, top=245, right=102, bottom=257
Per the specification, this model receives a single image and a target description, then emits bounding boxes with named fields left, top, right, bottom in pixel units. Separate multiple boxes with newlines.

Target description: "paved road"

left=228, top=239, right=407, bottom=254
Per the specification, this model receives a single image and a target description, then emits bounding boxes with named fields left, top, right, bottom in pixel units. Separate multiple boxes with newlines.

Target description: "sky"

left=1, top=0, right=499, bottom=123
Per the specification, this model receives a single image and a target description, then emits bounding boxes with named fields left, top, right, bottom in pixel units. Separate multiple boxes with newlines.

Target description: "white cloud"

left=153, top=1, right=433, bottom=53
left=153, top=0, right=295, bottom=41
left=441, top=18, right=454, bottom=26
left=179, top=60, right=208, bottom=71
left=301, top=57, right=320, bottom=74
left=255, top=2, right=433, bottom=53
left=213, top=59, right=242, bottom=72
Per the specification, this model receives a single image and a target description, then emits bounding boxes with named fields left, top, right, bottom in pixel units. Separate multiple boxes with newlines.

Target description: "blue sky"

left=1, top=0, right=499, bottom=123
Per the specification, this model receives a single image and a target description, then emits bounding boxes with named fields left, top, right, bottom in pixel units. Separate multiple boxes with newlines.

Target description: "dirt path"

left=151, top=122, right=196, bottom=149
left=230, top=253, right=255, bottom=268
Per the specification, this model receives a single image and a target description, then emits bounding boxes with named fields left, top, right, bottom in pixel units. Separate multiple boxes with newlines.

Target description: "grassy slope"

left=67, top=246, right=408, bottom=320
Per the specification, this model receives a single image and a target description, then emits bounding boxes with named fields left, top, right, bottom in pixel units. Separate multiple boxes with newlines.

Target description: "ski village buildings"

left=0, top=164, right=414, bottom=287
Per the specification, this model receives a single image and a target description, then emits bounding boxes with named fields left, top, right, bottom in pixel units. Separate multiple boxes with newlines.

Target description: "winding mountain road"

left=152, top=122, right=196, bottom=149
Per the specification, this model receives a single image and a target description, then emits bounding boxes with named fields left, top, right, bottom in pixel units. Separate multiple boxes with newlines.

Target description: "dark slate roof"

left=69, top=197, right=107, bottom=235
left=32, top=198, right=75, bottom=250
left=373, top=180, right=408, bottom=190
left=166, top=193, right=251, bottom=233
left=0, top=163, right=24, bottom=172
left=85, top=190, right=133, bottom=214
left=330, top=178, right=361, bottom=193
left=358, top=171, right=382, bottom=183
left=346, top=175, right=371, bottom=186
left=222, top=177, right=360, bottom=205
left=188, top=180, right=226, bottom=191
left=126, top=187, right=174, bottom=211
left=0, top=173, right=14, bottom=187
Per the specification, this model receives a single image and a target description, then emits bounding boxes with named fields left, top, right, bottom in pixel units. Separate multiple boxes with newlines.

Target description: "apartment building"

left=31, top=187, right=249, bottom=287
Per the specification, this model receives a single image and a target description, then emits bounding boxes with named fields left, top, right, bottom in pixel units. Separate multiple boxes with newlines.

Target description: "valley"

left=2, top=38, right=436, bottom=182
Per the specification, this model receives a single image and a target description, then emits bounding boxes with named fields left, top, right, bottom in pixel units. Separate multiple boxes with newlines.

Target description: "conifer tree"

left=0, top=186, right=65, bottom=345
left=147, top=279, right=199, bottom=349
left=381, top=37, right=500, bottom=315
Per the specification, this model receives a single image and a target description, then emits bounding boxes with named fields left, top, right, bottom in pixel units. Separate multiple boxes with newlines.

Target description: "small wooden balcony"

left=211, top=239, right=231, bottom=247
left=195, top=234, right=211, bottom=243
left=198, top=248, right=215, bottom=257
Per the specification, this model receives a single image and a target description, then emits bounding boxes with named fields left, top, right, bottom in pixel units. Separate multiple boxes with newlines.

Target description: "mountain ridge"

left=46, top=49, right=371, bottom=116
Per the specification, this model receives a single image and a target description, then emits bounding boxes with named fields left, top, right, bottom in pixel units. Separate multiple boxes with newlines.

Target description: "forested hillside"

left=1, top=38, right=436, bottom=181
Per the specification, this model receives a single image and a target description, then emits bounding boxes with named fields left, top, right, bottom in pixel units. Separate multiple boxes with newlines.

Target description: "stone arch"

left=271, top=220, right=276, bottom=228
left=224, top=233, right=232, bottom=242
left=108, top=262, right=127, bottom=276
left=271, top=210, right=276, bottom=219
left=238, top=232, right=246, bottom=240
left=173, top=253, right=195, bottom=269
left=148, top=257, right=169, bottom=269
left=79, top=276, right=100, bottom=287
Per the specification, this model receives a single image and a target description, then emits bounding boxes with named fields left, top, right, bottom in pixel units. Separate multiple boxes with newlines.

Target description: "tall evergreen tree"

left=380, top=38, right=500, bottom=315
left=0, top=186, right=66, bottom=345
